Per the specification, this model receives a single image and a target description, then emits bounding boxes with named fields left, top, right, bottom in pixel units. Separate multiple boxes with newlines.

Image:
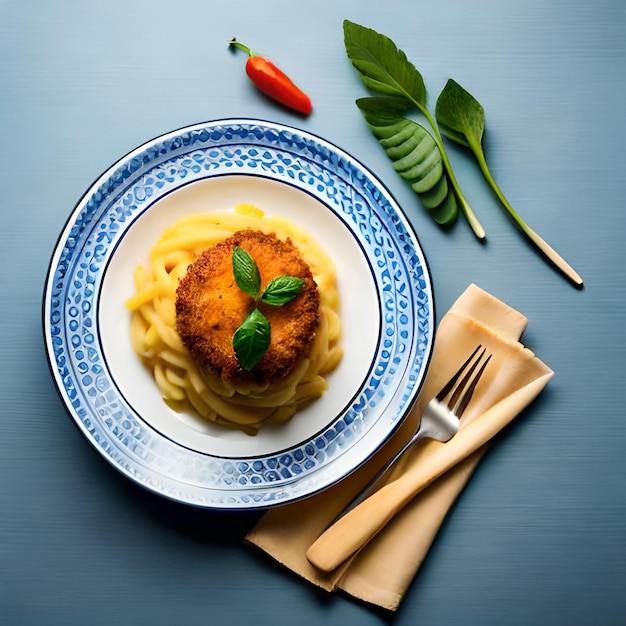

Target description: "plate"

left=43, top=119, right=435, bottom=509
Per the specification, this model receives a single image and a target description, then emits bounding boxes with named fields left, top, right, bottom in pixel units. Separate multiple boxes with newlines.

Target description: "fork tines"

left=436, top=345, right=492, bottom=418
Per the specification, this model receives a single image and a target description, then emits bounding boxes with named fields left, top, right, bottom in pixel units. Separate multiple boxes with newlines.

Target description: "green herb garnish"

left=261, top=275, right=307, bottom=305
left=435, top=78, right=582, bottom=286
left=231, top=247, right=305, bottom=370
left=232, top=246, right=262, bottom=296
left=343, top=19, right=485, bottom=239
left=232, top=308, right=271, bottom=372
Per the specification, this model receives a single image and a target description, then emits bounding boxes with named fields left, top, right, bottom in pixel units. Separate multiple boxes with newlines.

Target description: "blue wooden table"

left=1, top=1, right=624, bottom=624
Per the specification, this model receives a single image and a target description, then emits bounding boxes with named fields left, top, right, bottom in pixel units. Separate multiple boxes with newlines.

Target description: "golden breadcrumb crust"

left=175, top=229, right=320, bottom=388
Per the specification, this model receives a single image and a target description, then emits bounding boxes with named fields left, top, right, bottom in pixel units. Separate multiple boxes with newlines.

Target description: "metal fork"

left=335, top=345, right=492, bottom=521
left=306, top=345, right=493, bottom=573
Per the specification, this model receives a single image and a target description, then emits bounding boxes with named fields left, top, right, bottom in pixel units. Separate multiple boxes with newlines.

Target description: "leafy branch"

left=343, top=19, right=485, bottom=239
left=355, top=96, right=458, bottom=226
left=231, top=246, right=305, bottom=370
left=435, top=78, right=582, bottom=286
left=343, top=19, right=582, bottom=286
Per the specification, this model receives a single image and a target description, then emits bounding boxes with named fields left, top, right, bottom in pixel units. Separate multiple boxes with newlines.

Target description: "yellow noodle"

left=320, top=346, right=344, bottom=376
left=151, top=232, right=232, bottom=258
left=153, top=296, right=176, bottom=329
left=129, top=309, right=149, bottom=355
left=125, top=280, right=164, bottom=311
left=143, top=321, right=161, bottom=352
left=324, top=306, right=342, bottom=343
left=160, top=349, right=192, bottom=370
left=125, top=204, right=343, bottom=435
left=154, top=361, right=185, bottom=401
left=163, top=250, right=194, bottom=271
left=294, top=378, right=329, bottom=404
left=184, top=382, right=216, bottom=420
left=164, top=367, right=187, bottom=390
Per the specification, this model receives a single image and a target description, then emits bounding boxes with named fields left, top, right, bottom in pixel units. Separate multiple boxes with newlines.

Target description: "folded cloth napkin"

left=245, top=284, right=554, bottom=611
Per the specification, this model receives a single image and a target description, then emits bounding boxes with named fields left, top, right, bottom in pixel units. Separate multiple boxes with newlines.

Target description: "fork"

left=306, top=345, right=492, bottom=572
left=335, top=345, right=491, bottom=521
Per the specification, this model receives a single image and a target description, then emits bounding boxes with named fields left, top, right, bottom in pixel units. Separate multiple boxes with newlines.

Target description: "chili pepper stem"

left=229, top=38, right=255, bottom=57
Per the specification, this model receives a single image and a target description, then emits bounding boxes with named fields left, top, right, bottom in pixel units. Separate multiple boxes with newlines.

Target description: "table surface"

left=2, top=1, right=625, bottom=624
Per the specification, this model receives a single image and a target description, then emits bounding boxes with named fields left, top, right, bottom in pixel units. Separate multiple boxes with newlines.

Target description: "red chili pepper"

left=229, top=38, right=313, bottom=115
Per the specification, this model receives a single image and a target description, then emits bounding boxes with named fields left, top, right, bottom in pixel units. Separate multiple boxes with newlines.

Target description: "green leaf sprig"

left=435, top=78, right=582, bottom=286
left=355, top=96, right=458, bottom=226
left=343, top=19, right=485, bottom=239
left=231, top=246, right=305, bottom=371
left=343, top=19, right=582, bottom=287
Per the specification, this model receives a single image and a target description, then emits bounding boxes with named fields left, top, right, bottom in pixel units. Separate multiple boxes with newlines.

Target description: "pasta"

left=125, top=203, right=343, bottom=435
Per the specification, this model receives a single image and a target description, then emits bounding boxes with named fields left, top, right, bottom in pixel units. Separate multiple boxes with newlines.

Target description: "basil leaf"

left=261, top=276, right=305, bottom=306
left=232, top=308, right=270, bottom=371
left=356, top=97, right=458, bottom=226
left=232, top=246, right=261, bottom=296
left=343, top=20, right=426, bottom=106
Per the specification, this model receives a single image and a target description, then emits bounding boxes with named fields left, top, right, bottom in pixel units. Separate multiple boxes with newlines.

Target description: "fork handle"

left=306, top=474, right=414, bottom=572
left=306, top=379, right=551, bottom=573
left=332, top=429, right=424, bottom=522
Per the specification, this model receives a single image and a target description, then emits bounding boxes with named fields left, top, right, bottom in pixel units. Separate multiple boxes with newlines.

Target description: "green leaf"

left=343, top=22, right=485, bottom=239
left=232, top=246, right=261, bottom=296
left=356, top=97, right=458, bottom=226
left=435, top=78, right=485, bottom=151
left=436, top=79, right=582, bottom=286
left=343, top=20, right=426, bottom=106
left=232, top=308, right=270, bottom=371
left=261, top=276, right=305, bottom=306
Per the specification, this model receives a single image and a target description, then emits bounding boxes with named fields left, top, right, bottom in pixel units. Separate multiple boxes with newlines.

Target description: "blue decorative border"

left=43, top=119, right=434, bottom=509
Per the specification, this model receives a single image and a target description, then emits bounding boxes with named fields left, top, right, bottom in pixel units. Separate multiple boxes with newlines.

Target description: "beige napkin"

left=245, top=284, right=554, bottom=611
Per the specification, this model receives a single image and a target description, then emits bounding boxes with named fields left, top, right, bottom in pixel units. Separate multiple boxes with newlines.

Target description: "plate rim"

left=42, top=117, right=436, bottom=509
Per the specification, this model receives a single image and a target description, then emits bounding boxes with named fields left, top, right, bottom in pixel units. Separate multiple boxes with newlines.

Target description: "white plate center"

left=99, top=175, right=380, bottom=458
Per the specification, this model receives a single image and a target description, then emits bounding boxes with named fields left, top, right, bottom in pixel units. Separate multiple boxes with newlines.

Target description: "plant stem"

left=471, top=144, right=583, bottom=287
left=413, top=104, right=486, bottom=240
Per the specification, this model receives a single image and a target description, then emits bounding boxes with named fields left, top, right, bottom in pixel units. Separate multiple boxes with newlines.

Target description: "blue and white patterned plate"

left=43, top=119, right=434, bottom=509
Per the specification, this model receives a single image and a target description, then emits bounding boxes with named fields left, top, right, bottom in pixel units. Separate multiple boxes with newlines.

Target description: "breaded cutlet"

left=175, top=229, right=320, bottom=389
